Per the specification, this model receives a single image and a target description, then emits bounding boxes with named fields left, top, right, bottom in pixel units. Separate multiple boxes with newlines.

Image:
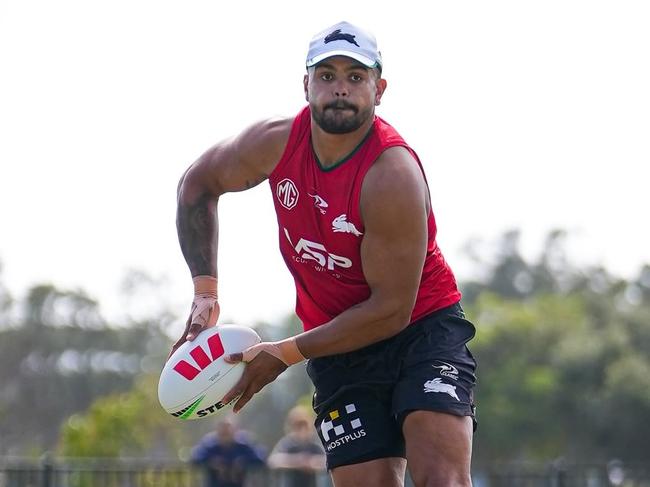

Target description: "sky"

left=1, top=1, right=649, bottom=336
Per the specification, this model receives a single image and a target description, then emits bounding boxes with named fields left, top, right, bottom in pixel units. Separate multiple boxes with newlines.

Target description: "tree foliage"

left=59, top=375, right=188, bottom=458
left=0, top=271, right=172, bottom=455
left=465, top=230, right=650, bottom=463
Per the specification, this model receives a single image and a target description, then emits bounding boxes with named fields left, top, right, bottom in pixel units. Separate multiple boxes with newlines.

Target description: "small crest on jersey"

left=276, top=178, right=299, bottom=210
left=309, top=193, right=329, bottom=214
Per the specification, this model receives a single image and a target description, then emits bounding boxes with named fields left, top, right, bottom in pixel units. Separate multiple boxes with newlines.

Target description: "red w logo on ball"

left=173, top=333, right=225, bottom=380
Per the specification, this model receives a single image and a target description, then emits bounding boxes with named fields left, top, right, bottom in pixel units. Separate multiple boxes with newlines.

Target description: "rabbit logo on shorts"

left=424, top=378, right=460, bottom=401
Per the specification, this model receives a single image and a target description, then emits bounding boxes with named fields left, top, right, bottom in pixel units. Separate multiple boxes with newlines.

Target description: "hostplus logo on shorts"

left=320, top=403, right=366, bottom=451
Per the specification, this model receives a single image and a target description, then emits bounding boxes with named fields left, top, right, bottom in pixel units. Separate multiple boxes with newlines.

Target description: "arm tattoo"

left=176, top=193, right=218, bottom=277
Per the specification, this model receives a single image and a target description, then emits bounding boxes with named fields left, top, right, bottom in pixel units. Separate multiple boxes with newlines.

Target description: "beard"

left=311, top=100, right=373, bottom=134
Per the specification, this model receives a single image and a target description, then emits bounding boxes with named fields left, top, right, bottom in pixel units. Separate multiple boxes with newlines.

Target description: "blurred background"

left=1, top=0, right=649, bottom=485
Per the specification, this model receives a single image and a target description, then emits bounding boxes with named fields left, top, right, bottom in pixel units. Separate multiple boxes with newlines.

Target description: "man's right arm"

left=173, top=117, right=292, bottom=349
left=177, top=117, right=291, bottom=274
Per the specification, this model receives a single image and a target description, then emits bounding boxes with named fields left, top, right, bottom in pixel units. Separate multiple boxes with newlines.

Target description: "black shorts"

left=306, top=303, right=477, bottom=470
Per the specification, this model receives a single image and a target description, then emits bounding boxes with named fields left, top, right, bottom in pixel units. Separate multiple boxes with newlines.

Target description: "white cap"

left=306, top=21, right=382, bottom=71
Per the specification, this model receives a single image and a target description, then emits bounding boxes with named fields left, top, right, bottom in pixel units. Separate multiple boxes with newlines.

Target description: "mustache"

left=324, top=100, right=358, bottom=112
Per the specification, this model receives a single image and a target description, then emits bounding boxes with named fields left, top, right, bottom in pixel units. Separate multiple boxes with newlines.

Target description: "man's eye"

left=320, top=73, right=334, bottom=81
left=350, top=74, right=363, bottom=82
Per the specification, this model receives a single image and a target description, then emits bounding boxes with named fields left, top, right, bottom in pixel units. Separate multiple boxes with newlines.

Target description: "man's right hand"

left=168, top=275, right=220, bottom=359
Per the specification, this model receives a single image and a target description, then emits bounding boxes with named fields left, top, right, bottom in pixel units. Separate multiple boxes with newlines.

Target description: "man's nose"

left=333, top=81, right=349, bottom=97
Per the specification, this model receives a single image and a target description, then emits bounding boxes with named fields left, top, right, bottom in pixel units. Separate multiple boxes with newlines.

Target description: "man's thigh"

left=403, top=411, right=473, bottom=487
left=331, top=457, right=407, bottom=487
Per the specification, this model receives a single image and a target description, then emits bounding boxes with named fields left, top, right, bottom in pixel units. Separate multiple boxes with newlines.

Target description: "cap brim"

left=306, top=50, right=378, bottom=69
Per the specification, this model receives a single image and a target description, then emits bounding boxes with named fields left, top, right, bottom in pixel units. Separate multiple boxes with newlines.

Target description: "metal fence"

left=0, top=457, right=332, bottom=487
left=1, top=457, right=649, bottom=487
left=1, top=458, right=197, bottom=487
left=473, top=461, right=650, bottom=487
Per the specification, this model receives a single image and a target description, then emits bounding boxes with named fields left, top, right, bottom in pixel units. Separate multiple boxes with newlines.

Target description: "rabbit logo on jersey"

left=320, top=403, right=366, bottom=451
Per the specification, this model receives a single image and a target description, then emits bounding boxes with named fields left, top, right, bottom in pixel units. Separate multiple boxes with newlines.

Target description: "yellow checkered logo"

left=320, top=404, right=361, bottom=441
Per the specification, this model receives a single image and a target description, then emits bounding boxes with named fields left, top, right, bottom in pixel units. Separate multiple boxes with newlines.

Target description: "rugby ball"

left=158, top=324, right=261, bottom=420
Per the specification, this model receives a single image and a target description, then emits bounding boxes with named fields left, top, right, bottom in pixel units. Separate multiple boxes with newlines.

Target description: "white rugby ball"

left=158, top=324, right=260, bottom=420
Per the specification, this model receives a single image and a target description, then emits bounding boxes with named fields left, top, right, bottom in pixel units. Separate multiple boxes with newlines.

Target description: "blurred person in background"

left=267, top=405, right=326, bottom=487
left=190, top=415, right=265, bottom=487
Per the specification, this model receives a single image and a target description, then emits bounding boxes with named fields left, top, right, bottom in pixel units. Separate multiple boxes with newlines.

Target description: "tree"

left=0, top=273, right=172, bottom=455
left=466, top=230, right=650, bottom=464
left=59, top=375, right=188, bottom=458
left=469, top=293, right=577, bottom=462
left=0, top=261, right=13, bottom=327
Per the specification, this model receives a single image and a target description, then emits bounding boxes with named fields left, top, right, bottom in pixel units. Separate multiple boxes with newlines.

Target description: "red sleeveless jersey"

left=269, top=106, right=461, bottom=331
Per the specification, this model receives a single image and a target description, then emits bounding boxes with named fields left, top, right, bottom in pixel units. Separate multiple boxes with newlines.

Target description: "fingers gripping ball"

left=158, top=325, right=261, bottom=420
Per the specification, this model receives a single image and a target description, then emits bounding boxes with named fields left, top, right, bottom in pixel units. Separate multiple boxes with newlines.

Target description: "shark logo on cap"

left=324, top=29, right=359, bottom=47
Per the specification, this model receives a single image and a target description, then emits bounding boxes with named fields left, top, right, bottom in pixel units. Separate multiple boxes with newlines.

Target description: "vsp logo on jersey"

left=276, top=178, right=299, bottom=210
left=284, top=228, right=352, bottom=271
left=172, top=333, right=225, bottom=380
left=320, top=403, right=366, bottom=451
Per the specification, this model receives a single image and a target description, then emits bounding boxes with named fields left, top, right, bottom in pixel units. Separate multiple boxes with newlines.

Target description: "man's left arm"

left=224, top=146, right=430, bottom=411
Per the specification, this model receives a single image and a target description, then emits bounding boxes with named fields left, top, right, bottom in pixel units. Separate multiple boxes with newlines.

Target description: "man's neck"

left=310, top=117, right=375, bottom=169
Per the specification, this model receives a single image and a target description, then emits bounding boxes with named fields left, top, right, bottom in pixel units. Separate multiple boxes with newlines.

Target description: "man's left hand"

left=221, top=347, right=289, bottom=413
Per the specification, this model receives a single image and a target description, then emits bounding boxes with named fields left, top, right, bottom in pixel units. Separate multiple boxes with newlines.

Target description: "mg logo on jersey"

left=172, top=333, right=225, bottom=380
left=284, top=228, right=352, bottom=270
left=320, top=403, right=366, bottom=451
left=276, top=178, right=299, bottom=210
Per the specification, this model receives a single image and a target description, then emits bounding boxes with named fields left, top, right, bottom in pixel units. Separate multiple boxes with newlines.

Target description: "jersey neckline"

left=311, top=125, right=375, bottom=172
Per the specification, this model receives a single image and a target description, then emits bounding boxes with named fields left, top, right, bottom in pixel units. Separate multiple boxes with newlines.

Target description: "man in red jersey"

left=173, top=21, right=477, bottom=487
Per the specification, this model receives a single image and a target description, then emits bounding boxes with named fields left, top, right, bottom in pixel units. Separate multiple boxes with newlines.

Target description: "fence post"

left=40, top=452, right=53, bottom=487
left=549, top=458, right=567, bottom=487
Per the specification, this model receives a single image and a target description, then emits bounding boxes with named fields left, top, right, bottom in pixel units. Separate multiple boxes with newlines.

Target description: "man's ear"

left=375, top=78, right=388, bottom=106
left=303, top=74, right=309, bottom=102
